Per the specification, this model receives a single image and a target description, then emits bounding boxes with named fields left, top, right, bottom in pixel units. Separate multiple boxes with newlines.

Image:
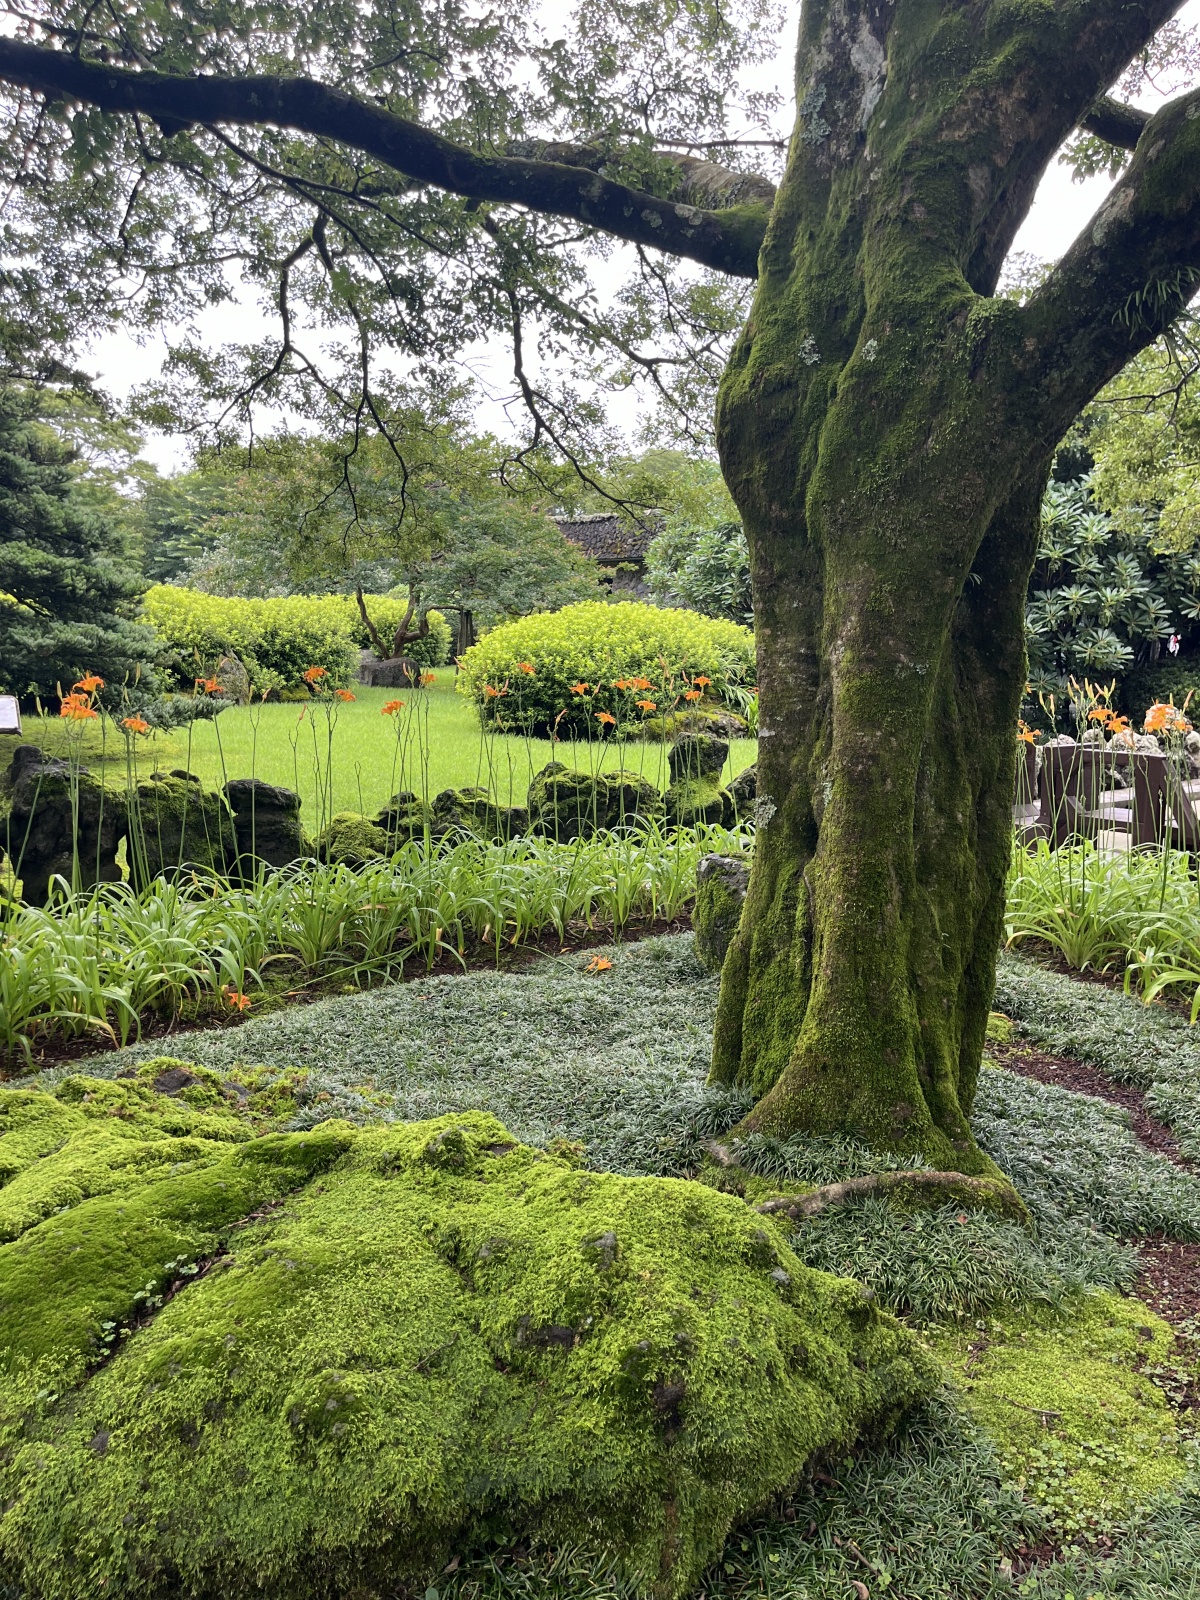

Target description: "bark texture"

left=711, top=0, right=1200, bottom=1168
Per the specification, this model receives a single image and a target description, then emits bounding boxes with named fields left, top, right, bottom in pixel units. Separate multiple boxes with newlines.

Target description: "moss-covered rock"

left=0, top=1101, right=935, bottom=1600
left=727, top=761, right=757, bottom=819
left=527, top=762, right=661, bottom=840
left=932, top=1292, right=1191, bottom=1535
left=316, top=811, right=392, bottom=866
left=643, top=705, right=747, bottom=742
left=129, top=774, right=236, bottom=884
left=222, top=778, right=310, bottom=873
left=372, top=788, right=432, bottom=844
left=693, top=853, right=751, bottom=973
left=3, top=744, right=126, bottom=905
left=430, top=786, right=528, bottom=841
left=664, top=734, right=732, bottom=828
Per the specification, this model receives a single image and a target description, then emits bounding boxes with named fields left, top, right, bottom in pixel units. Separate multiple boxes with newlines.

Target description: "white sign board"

left=0, top=696, right=22, bottom=734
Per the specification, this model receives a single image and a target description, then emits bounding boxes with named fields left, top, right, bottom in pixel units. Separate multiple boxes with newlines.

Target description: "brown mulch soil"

left=1134, top=1237, right=1200, bottom=1328
left=987, top=1039, right=1191, bottom=1169
left=2, top=912, right=693, bottom=1078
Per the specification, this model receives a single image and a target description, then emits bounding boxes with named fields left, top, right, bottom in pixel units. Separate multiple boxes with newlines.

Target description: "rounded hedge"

left=143, top=588, right=451, bottom=694
left=457, top=602, right=756, bottom=734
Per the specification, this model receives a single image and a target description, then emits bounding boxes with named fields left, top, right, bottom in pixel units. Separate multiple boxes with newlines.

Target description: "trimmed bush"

left=143, top=588, right=451, bottom=693
left=0, top=1091, right=935, bottom=1600
left=457, top=601, right=755, bottom=734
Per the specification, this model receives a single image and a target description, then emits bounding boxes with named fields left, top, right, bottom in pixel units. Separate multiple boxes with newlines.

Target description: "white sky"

left=80, top=0, right=1200, bottom=474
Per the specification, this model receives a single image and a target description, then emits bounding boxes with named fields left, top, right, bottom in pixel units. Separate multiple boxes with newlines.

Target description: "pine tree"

left=0, top=388, right=155, bottom=699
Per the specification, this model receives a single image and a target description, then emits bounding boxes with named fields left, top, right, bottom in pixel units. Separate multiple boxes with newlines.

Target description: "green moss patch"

left=932, top=1292, right=1192, bottom=1537
left=0, top=1106, right=936, bottom=1600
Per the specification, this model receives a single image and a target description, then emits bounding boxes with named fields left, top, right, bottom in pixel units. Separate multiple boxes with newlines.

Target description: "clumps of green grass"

left=790, top=1199, right=1135, bottom=1322
left=730, top=1130, right=933, bottom=1185
left=994, top=949, right=1200, bottom=1155
left=973, top=1063, right=1200, bottom=1240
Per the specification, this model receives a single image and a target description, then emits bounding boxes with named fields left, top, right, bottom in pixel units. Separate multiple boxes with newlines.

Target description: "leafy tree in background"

left=0, top=386, right=155, bottom=699
left=4, top=2, right=1200, bottom=1170
left=178, top=429, right=598, bottom=652
left=1025, top=475, right=1200, bottom=699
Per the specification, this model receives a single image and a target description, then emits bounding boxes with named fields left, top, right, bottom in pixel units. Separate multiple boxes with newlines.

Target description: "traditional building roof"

left=554, top=513, right=653, bottom=566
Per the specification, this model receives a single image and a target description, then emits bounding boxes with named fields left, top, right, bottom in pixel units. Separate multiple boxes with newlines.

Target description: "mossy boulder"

left=372, top=788, right=432, bottom=844
left=222, top=778, right=309, bottom=872
left=316, top=811, right=392, bottom=866
left=430, top=786, right=528, bottom=841
left=0, top=1098, right=935, bottom=1600
left=643, top=705, right=747, bottom=742
left=129, top=774, right=236, bottom=885
left=664, top=733, right=731, bottom=828
left=727, top=761, right=757, bottom=819
left=527, top=762, right=661, bottom=840
left=932, top=1292, right=1191, bottom=1535
left=692, top=853, right=751, bottom=973
left=3, top=744, right=126, bottom=905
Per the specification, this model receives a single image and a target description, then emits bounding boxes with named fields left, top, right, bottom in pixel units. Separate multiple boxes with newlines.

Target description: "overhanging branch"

left=1020, top=84, right=1200, bottom=434
left=0, top=38, right=768, bottom=277
left=1080, top=94, right=1151, bottom=151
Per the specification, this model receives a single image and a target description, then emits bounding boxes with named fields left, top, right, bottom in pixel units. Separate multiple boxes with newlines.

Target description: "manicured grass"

left=14, top=678, right=757, bottom=823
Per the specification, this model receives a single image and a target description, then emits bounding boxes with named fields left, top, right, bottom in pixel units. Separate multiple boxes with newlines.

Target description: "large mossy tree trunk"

left=709, top=0, right=1188, bottom=1170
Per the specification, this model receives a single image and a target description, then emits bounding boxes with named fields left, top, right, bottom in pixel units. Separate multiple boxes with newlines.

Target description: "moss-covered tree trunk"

left=708, top=0, right=1187, bottom=1169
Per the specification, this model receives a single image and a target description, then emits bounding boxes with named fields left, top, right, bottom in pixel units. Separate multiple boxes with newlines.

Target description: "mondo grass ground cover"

left=14, top=677, right=757, bottom=822
left=994, top=945, right=1200, bottom=1159
left=22, top=931, right=1200, bottom=1600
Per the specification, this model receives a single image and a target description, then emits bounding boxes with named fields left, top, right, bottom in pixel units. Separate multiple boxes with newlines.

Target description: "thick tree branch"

left=1080, top=94, right=1151, bottom=151
left=0, top=38, right=768, bottom=277
left=1020, top=85, right=1200, bottom=435
left=507, top=140, right=777, bottom=209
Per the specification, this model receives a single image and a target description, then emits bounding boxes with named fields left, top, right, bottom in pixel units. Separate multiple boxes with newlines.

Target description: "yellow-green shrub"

left=143, top=588, right=451, bottom=692
left=457, top=601, right=755, bottom=733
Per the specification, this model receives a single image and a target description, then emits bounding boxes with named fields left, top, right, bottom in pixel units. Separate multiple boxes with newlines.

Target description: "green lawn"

left=14, top=677, right=757, bottom=824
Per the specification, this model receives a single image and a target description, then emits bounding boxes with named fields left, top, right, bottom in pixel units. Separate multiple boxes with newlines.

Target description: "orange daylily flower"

left=595, top=710, right=616, bottom=727
left=682, top=688, right=702, bottom=702
left=570, top=682, right=590, bottom=695
left=585, top=955, right=613, bottom=974
left=195, top=676, right=222, bottom=694
left=334, top=689, right=356, bottom=703
left=419, top=671, right=437, bottom=687
left=1016, top=720, right=1040, bottom=745
left=1144, top=701, right=1191, bottom=736
left=223, top=986, right=252, bottom=1013
left=517, top=662, right=535, bottom=675
left=74, top=674, right=105, bottom=693
left=483, top=683, right=506, bottom=699
left=381, top=699, right=406, bottom=715
left=636, top=699, right=657, bottom=713
left=302, top=666, right=328, bottom=685
left=629, top=676, right=653, bottom=692
left=120, top=715, right=151, bottom=735
left=692, top=675, right=711, bottom=688
left=59, top=698, right=98, bottom=721
left=1087, top=707, right=1112, bottom=724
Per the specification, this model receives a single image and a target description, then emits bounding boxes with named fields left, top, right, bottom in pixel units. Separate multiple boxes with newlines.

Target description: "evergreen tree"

left=0, top=388, right=155, bottom=699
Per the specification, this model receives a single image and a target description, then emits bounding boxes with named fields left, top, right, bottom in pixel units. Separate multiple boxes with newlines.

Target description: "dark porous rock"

left=431, top=787, right=527, bottom=842
left=358, top=651, right=420, bottom=689
left=316, top=812, right=392, bottom=867
left=668, top=732, right=729, bottom=783
left=372, top=790, right=432, bottom=844
left=527, top=762, right=661, bottom=841
left=222, top=778, right=309, bottom=872
left=692, top=852, right=751, bottom=973
left=4, top=746, right=126, bottom=906
left=130, top=776, right=236, bottom=885
left=727, top=763, right=757, bottom=820
left=664, top=733, right=732, bottom=829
